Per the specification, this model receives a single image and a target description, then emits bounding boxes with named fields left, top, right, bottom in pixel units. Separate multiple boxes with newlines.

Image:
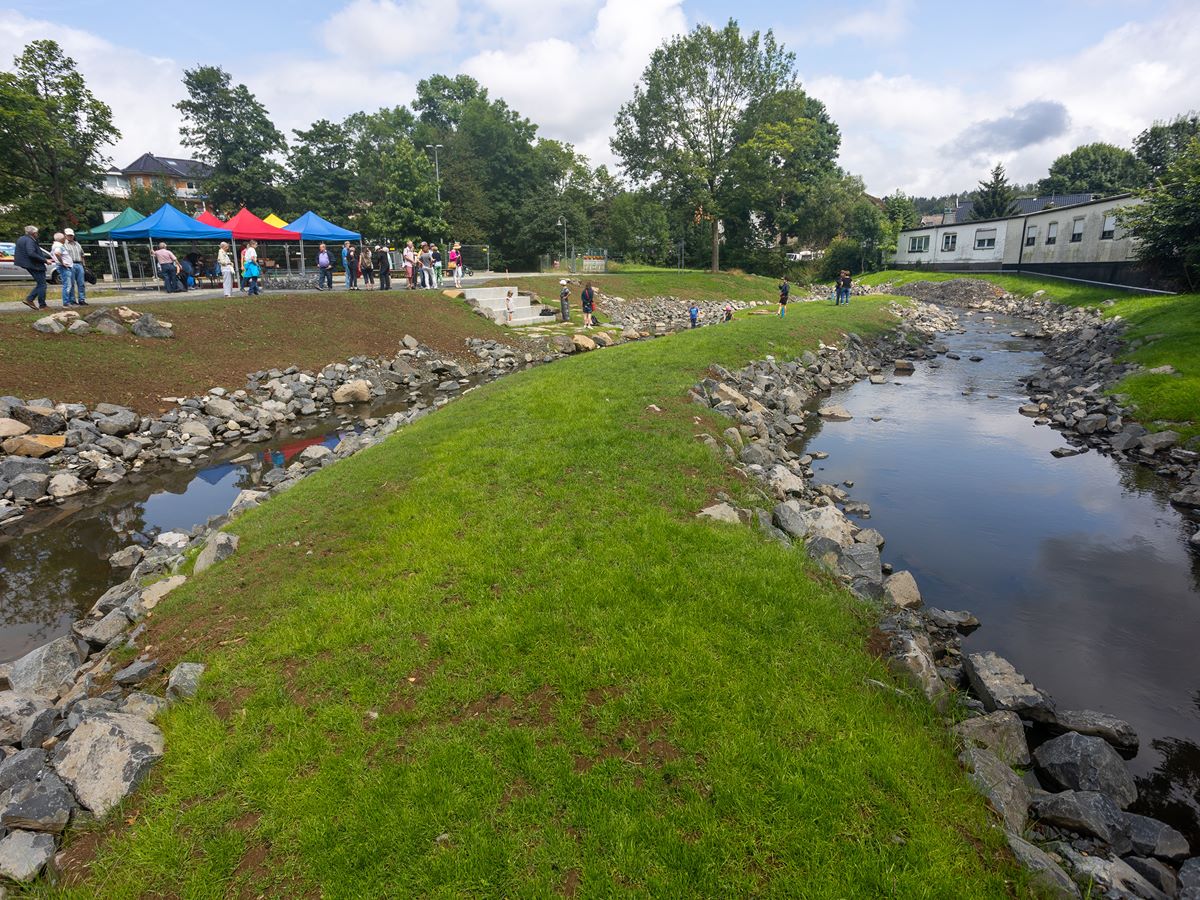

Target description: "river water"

left=799, top=308, right=1200, bottom=845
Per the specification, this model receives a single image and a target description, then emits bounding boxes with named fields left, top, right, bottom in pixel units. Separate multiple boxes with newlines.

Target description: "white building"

left=892, top=194, right=1153, bottom=289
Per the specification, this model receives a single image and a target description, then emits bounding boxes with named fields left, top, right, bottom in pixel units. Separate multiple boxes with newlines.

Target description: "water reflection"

left=801, top=312, right=1200, bottom=842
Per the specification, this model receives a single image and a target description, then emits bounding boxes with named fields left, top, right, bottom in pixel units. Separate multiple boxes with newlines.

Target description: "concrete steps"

left=453, top=286, right=554, bottom=327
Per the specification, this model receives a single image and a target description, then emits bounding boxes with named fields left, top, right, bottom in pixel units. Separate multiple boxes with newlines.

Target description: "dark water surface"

left=800, top=309, right=1200, bottom=844
left=0, top=390, right=439, bottom=664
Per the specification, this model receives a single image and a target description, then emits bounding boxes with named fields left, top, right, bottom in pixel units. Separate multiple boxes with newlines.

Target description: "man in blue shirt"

left=14, top=225, right=51, bottom=310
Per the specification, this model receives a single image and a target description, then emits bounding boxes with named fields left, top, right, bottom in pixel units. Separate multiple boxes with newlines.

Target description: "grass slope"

left=0, top=290, right=503, bottom=413
left=44, top=299, right=1026, bottom=898
left=484, top=269, right=784, bottom=306
left=863, top=270, right=1200, bottom=439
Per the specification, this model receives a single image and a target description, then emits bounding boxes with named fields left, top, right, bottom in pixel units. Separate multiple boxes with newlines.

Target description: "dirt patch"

left=499, top=777, right=531, bottom=811
left=214, top=683, right=256, bottom=722
left=232, top=810, right=262, bottom=832
left=865, top=626, right=891, bottom=659
left=560, top=868, right=582, bottom=897
left=0, top=291, right=522, bottom=413
left=575, top=690, right=684, bottom=774
left=452, top=692, right=516, bottom=724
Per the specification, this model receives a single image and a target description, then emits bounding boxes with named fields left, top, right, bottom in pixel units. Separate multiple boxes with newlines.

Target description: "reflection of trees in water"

left=1134, top=735, right=1200, bottom=851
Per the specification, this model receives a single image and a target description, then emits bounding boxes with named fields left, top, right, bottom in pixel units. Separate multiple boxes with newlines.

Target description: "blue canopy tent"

left=111, top=204, right=232, bottom=290
left=286, top=211, right=361, bottom=274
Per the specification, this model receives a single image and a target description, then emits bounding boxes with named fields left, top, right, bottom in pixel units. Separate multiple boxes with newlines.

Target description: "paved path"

left=0, top=272, right=550, bottom=315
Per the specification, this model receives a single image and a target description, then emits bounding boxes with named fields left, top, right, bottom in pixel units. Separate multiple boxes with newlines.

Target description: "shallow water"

left=0, top=390, right=435, bottom=663
left=800, top=309, right=1200, bottom=845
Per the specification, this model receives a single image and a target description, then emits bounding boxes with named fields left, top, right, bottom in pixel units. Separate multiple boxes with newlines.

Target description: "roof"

left=225, top=208, right=300, bottom=241
left=899, top=193, right=1135, bottom=235
left=109, top=203, right=231, bottom=241
left=121, top=153, right=214, bottom=180
left=262, top=213, right=289, bottom=229
left=948, top=192, right=1097, bottom=224
left=75, top=207, right=146, bottom=240
left=194, top=210, right=225, bottom=228
left=286, top=211, right=361, bottom=241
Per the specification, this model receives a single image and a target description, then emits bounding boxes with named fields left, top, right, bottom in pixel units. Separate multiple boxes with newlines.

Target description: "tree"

left=1119, top=135, right=1200, bottom=290
left=413, top=74, right=486, bottom=132
left=607, top=192, right=672, bottom=264
left=175, top=65, right=285, bottom=212
left=883, top=191, right=919, bottom=230
left=286, top=119, right=356, bottom=223
left=844, top=197, right=886, bottom=272
left=358, top=139, right=446, bottom=244
left=126, top=179, right=180, bottom=215
left=970, top=163, right=1020, bottom=219
left=612, top=20, right=796, bottom=271
left=1037, top=143, right=1147, bottom=196
left=0, top=39, right=119, bottom=230
left=1135, top=112, right=1200, bottom=180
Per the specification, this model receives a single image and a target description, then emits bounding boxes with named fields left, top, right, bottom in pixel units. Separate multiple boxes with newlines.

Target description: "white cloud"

left=319, top=0, right=459, bottom=66
left=808, top=5, right=1200, bottom=195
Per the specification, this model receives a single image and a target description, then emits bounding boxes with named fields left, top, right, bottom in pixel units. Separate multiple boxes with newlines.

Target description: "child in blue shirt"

left=688, top=303, right=699, bottom=328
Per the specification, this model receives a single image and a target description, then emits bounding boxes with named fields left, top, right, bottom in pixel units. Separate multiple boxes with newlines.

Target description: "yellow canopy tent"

left=262, top=213, right=289, bottom=228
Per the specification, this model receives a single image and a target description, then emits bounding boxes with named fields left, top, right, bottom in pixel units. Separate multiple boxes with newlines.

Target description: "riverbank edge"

left=689, top=283, right=1198, bottom=899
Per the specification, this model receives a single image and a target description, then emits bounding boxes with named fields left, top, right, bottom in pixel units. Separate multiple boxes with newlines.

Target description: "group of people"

left=401, top=241, right=465, bottom=290
left=556, top=279, right=599, bottom=326
left=13, top=225, right=88, bottom=310
left=776, top=271, right=854, bottom=316
left=310, top=240, right=466, bottom=292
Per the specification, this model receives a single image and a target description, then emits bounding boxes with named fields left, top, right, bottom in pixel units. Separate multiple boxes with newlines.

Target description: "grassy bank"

left=0, top=290, right=501, bottom=413
left=43, top=299, right=1028, bottom=897
left=863, top=270, right=1200, bottom=439
left=484, top=269, right=783, bottom=306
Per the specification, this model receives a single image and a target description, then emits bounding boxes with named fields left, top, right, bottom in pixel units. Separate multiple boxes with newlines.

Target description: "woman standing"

left=242, top=240, right=261, bottom=296
left=217, top=241, right=235, bottom=297
left=359, top=245, right=374, bottom=287
left=581, top=281, right=597, bottom=327
left=403, top=241, right=416, bottom=289
left=431, top=244, right=442, bottom=287
left=449, top=242, right=463, bottom=288
left=347, top=244, right=359, bottom=290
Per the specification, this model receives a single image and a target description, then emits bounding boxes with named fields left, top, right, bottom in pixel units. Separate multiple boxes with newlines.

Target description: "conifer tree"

left=970, top=163, right=1020, bottom=219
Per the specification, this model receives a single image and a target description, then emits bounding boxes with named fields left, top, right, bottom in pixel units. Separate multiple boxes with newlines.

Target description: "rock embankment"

left=688, top=297, right=1198, bottom=898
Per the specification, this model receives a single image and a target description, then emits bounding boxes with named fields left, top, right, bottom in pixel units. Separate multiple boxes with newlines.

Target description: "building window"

left=1070, top=218, right=1085, bottom=242
left=1046, top=222, right=1058, bottom=245
left=908, top=235, right=930, bottom=253
left=1101, top=214, right=1116, bottom=240
left=942, top=233, right=957, bottom=251
left=186, top=182, right=195, bottom=190
left=1025, top=225, right=1038, bottom=247
left=975, top=228, right=997, bottom=250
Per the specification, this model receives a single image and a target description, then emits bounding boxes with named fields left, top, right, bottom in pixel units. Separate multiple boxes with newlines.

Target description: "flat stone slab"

left=0, top=828, right=56, bottom=882
left=963, top=651, right=1056, bottom=723
left=6, top=636, right=81, bottom=699
left=53, top=712, right=164, bottom=817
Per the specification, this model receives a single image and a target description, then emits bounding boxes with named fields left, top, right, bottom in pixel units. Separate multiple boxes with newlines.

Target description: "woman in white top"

left=217, top=242, right=235, bottom=297
left=241, top=240, right=261, bottom=296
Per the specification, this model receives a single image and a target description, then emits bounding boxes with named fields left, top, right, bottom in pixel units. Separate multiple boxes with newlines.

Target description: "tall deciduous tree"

left=1037, top=143, right=1147, bottom=196
left=0, top=39, right=119, bottom=230
left=175, top=66, right=285, bottom=212
left=970, top=163, right=1020, bottom=220
left=1134, top=112, right=1200, bottom=180
left=612, top=20, right=796, bottom=271
left=359, top=139, right=446, bottom=244
left=607, top=192, right=672, bottom=265
left=286, top=119, right=356, bottom=223
left=1120, top=135, right=1200, bottom=290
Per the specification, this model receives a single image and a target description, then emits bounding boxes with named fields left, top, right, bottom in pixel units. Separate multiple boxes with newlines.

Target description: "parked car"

left=48, top=264, right=97, bottom=285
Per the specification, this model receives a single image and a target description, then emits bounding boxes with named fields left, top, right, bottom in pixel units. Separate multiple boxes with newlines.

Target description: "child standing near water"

left=689, top=302, right=699, bottom=328
left=505, top=290, right=514, bottom=324
left=778, top=277, right=790, bottom=317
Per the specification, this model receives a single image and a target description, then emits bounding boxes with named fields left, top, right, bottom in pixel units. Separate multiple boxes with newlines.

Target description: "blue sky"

left=4, top=0, right=1197, bottom=196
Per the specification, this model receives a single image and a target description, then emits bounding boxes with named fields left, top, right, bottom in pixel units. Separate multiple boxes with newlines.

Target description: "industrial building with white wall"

left=891, top=194, right=1162, bottom=289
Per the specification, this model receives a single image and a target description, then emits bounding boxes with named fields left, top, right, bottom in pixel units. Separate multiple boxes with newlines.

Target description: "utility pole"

left=556, top=217, right=567, bottom=272
left=425, top=144, right=443, bottom=203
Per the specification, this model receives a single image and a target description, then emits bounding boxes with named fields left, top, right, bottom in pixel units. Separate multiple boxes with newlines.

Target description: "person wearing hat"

left=449, top=242, right=463, bottom=288
left=559, top=279, right=570, bottom=323
left=50, top=231, right=74, bottom=306
left=14, top=225, right=52, bottom=309
left=62, top=228, right=88, bottom=305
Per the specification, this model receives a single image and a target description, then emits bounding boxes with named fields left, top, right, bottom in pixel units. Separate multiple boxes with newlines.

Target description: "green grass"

left=485, top=267, right=783, bottom=306
left=44, top=298, right=1028, bottom=898
left=864, top=269, right=1200, bottom=439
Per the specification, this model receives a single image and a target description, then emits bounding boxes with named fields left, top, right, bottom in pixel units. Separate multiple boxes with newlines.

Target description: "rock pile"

left=689, top=297, right=1197, bottom=898
left=598, top=294, right=762, bottom=330
left=0, top=336, right=533, bottom=531
left=31, top=307, right=174, bottom=339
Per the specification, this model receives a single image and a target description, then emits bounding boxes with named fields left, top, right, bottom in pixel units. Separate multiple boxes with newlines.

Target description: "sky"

left=3, top=0, right=1198, bottom=198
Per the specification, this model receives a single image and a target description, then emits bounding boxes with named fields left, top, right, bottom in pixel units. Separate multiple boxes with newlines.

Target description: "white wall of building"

left=1003, top=198, right=1142, bottom=266
left=892, top=219, right=1011, bottom=267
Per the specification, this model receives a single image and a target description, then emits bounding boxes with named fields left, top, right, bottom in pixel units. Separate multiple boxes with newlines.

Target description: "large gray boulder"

left=1005, top=834, right=1079, bottom=898
left=1180, top=857, right=1199, bottom=900
left=1054, top=709, right=1138, bottom=754
left=955, top=710, right=1031, bottom=767
left=53, top=712, right=164, bottom=817
left=837, top=543, right=883, bottom=599
left=0, top=772, right=76, bottom=833
left=72, top=607, right=130, bottom=649
left=0, top=829, right=56, bottom=882
left=963, top=651, right=1056, bottom=723
left=193, top=532, right=239, bottom=575
left=5, top=636, right=81, bottom=699
left=95, top=407, right=139, bottom=436
left=1033, top=732, right=1137, bottom=808
left=1055, top=846, right=1168, bottom=900
left=1030, top=790, right=1131, bottom=853
left=959, top=745, right=1029, bottom=834
left=0, top=693, right=52, bottom=745
left=166, top=662, right=205, bottom=700
left=1122, top=812, right=1191, bottom=861
left=130, top=313, right=173, bottom=339
left=886, top=632, right=946, bottom=709
left=8, top=405, right=64, bottom=435
left=0, top=749, right=46, bottom=792
left=204, top=396, right=239, bottom=419
left=1125, top=856, right=1180, bottom=898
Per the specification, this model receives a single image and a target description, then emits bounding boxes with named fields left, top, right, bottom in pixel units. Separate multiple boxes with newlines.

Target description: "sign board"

left=0, top=241, right=14, bottom=268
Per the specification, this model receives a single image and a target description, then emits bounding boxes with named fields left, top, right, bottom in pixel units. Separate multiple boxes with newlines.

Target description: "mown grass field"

left=486, top=268, right=784, bottom=306
left=41, top=297, right=1029, bottom=898
left=862, top=269, right=1200, bottom=438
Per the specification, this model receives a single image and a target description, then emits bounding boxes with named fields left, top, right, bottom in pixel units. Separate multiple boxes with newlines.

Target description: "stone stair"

left=452, top=287, right=554, bottom=327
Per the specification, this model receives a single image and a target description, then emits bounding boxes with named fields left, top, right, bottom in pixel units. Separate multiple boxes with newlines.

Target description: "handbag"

left=243, top=260, right=260, bottom=278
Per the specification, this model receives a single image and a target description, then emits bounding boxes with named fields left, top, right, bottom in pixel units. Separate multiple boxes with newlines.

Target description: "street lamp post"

left=425, top=144, right=443, bottom=203
left=556, top=216, right=567, bottom=272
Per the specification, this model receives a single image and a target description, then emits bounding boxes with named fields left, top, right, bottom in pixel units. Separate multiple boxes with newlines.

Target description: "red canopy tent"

left=194, top=210, right=225, bottom=228
left=225, top=208, right=300, bottom=242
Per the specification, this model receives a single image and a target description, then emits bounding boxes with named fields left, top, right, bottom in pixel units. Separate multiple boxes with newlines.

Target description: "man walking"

left=153, top=242, right=181, bottom=293
left=15, top=225, right=51, bottom=310
left=376, top=245, right=391, bottom=290
left=62, top=228, right=88, bottom=305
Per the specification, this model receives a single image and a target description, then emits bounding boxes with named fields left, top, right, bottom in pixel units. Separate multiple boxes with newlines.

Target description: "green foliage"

left=175, top=66, right=286, bottom=212
left=1134, top=112, right=1200, bottom=180
left=969, top=163, right=1019, bottom=220
left=358, top=138, right=446, bottom=244
left=0, top=39, right=119, bottom=232
left=285, top=119, right=356, bottom=224
left=1119, top=135, right=1200, bottom=290
left=607, top=192, right=672, bottom=264
left=126, top=180, right=181, bottom=216
left=612, top=19, right=797, bottom=271
left=413, top=74, right=486, bottom=132
left=1037, top=142, right=1148, bottom=195
left=821, top=236, right=865, bottom=278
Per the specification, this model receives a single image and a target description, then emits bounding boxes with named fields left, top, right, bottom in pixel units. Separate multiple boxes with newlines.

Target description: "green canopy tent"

left=76, top=207, right=146, bottom=287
